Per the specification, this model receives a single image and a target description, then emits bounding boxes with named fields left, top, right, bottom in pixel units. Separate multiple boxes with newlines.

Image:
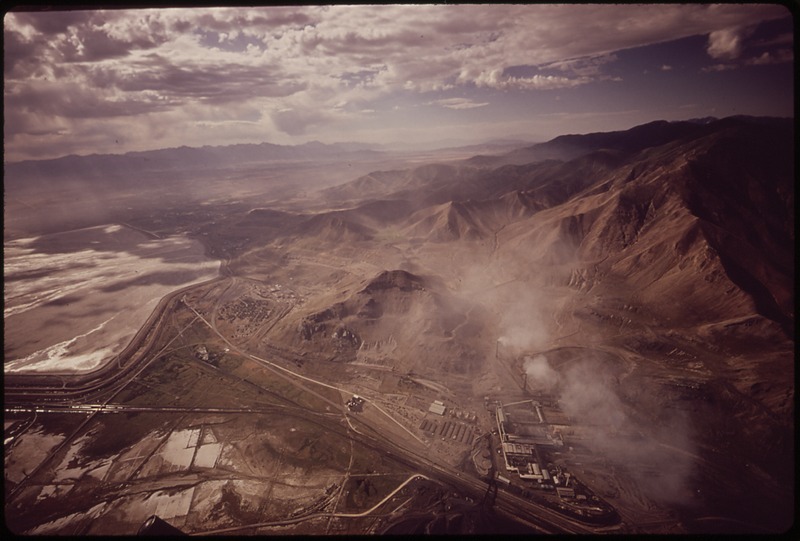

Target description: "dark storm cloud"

left=5, top=10, right=171, bottom=79
left=3, top=28, right=41, bottom=76
left=60, top=26, right=165, bottom=62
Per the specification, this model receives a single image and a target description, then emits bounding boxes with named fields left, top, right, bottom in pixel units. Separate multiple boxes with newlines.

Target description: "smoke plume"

left=522, top=354, right=559, bottom=392
left=516, top=352, right=695, bottom=505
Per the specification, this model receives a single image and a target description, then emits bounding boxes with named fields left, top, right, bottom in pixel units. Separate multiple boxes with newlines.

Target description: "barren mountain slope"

left=5, top=110, right=793, bottom=534
left=239, top=116, right=794, bottom=531
left=234, top=116, right=793, bottom=369
left=268, top=269, right=486, bottom=378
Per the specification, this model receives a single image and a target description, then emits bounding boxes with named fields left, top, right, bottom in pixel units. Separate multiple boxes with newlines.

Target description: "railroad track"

left=4, top=277, right=224, bottom=404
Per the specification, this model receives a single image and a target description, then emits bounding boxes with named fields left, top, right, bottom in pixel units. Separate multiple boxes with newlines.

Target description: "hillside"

left=311, top=116, right=793, bottom=339
left=272, top=269, right=482, bottom=373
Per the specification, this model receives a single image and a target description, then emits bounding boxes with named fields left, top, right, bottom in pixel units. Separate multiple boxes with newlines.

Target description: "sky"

left=3, top=4, right=794, bottom=162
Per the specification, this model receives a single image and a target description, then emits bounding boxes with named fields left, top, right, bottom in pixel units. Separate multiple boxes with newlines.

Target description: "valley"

left=4, top=116, right=794, bottom=535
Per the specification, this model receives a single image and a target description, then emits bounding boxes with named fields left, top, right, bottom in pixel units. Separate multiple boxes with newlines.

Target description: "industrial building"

left=496, top=403, right=563, bottom=447
left=492, top=402, right=616, bottom=518
left=495, top=403, right=555, bottom=487
left=428, top=400, right=446, bottom=416
left=556, top=486, right=576, bottom=500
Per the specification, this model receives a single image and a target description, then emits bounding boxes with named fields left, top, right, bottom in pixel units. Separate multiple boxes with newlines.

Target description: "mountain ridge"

left=293, top=115, right=793, bottom=339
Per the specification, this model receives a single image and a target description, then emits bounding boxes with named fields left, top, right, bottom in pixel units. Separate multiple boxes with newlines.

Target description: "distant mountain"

left=685, top=116, right=718, bottom=124
left=463, top=116, right=784, bottom=168
left=4, top=140, right=385, bottom=183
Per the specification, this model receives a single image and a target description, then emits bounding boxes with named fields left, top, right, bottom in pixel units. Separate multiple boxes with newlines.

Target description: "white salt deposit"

left=4, top=223, right=219, bottom=374
left=160, top=429, right=200, bottom=470
left=141, top=487, right=196, bottom=520
left=193, top=443, right=222, bottom=468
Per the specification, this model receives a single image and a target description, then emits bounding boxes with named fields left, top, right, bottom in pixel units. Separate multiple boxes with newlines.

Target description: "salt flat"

left=4, top=224, right=219, bottom=374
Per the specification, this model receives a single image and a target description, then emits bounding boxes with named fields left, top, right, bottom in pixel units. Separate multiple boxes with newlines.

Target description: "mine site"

left=4, top=5, right=795, bottom=537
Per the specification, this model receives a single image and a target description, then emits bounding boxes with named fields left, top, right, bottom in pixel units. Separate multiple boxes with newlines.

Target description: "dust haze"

left=5, top=116, right=794, bottom=535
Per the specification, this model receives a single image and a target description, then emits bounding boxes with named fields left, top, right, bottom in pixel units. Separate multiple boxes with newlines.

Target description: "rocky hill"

left=278, top=269, right=478, bottom=370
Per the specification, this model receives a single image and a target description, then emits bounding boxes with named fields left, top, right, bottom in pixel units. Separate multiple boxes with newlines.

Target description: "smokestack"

left=523, top=372, right=527, bottom=392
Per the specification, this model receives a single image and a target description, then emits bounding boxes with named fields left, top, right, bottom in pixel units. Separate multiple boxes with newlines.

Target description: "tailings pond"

left=4, top=224, right=219, bottom=374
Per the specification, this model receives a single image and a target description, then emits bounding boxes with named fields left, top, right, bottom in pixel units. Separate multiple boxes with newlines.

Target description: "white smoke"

left=522, top=354, right=560, bottom=392
left=554, top=357, right=695, bottom=504
left=494, top=287, right=551, bottom=356
left=559, top=360, right=627, bottom=432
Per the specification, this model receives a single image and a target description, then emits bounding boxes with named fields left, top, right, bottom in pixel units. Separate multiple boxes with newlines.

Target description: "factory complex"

left=495, top=402, right=560, bottom=490
left=492, top=398, right=617, bottom=521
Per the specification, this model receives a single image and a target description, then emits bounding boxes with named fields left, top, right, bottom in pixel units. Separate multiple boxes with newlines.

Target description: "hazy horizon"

left=4, top=4, right=793, bottom=162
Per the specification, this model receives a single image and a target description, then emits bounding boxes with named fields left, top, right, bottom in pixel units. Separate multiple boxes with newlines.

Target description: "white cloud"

left=543, top=53, right=619, bottom=77
left=744, top=49, right=793, bottom=66
left=3, top=4, right=791, bottom=160
left=432, top=98, right=490, bottom=110
left=707, top=28, right=746, bottom=60
left=506, top=74, right=591, bottom=90
left=472, top=69, right=591, bottom=90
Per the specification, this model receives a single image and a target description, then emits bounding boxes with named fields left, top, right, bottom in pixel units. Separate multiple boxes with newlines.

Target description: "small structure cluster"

left=418, top=418, right=476, bottom=445
left=346, top=395, right=365, bottom=412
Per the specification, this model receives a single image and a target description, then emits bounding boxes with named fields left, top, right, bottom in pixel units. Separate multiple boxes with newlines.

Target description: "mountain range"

left=3, top=140, right=388, bottom=184
left=5, top=113, right=794, bottom=531
left=7, top=115, right=792, bottom=343
left=285, top=115, right=793, bottom=341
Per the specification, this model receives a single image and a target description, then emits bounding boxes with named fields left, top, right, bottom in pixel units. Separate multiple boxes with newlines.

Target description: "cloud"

left=270, top=105, right=334, bottom=136
left=432, top=97, right=489, bottom=110
left=504, top=74, right=592, bottom=90
left=471, top=68, right=591, bottom=91
left=542, top=53, right=619, bottom=77
left=744, top=48, right=793, bottom=66
left=706, top=28, right=747, bottom=60
left=700, top=48, right=789, bottom=73
left=6, top=79, right=171, bottom=120
left=3, top=4, right=791, bottom=160
left=660, top=64, right=673, bottom=71
left=111, top=54, right=306, bottom=104
left=10, top=10, right=94, bottom=36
